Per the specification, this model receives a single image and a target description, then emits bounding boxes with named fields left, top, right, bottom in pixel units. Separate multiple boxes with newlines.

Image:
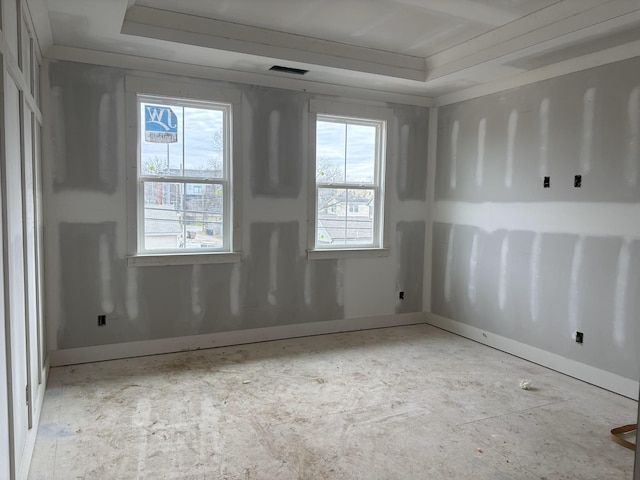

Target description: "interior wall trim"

left=422, top=106, right=439, bottom=312
left=435, top=40, right=640, bottom=107
left=17, top=358, right=48, bottom=480
left=426, top=312, right=639, bottom=400
left=46, top=45, right=434, bottom=108
left=49, top=313, right=427, bottom=367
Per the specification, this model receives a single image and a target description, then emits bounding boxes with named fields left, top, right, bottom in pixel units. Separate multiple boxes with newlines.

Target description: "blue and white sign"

left=145, top=105, right=178, bottom=143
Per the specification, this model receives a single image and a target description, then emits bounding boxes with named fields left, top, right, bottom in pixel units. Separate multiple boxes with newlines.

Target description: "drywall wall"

left=432, top=56, right=640, bottom=382
left=43, top=60, right=429, bottom=351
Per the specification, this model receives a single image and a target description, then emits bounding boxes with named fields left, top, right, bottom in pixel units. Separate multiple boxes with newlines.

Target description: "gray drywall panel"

left=136, top=265, right=195, bottom=340
left=56, top=219, right=345, bottom=348
left=133, top=262, right=263, bottom=340
left=58, top=222, right=126, bottom=348
left=244, top=222, right=304, bottom=327
left=433, top=58, right=640, bottom=382
left=432, top=222, right=640, bottom=381
left=395, top=221, right=425, bottom=313
left=241, top=222, right=343, bottom=327
left=436, top=57, right=640, bottom=203
left=244, top=86, right=306, bottom=198
left=193, top=263, right=237, bottom=332
left=430, top=222, right=453, bottom=320
left=44, top=60, right=427, bottom=350
left=391, top=105, right=429, bottom=201
left=570, top=236, right=637, bottom=379
left=48, top=61, right=123, bottom=193
left=531, top=233, right=578, bottom=354
left=301, top=258, right=344, bottom=321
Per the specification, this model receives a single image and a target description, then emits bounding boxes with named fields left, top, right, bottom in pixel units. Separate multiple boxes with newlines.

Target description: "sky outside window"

left=316, top=117, right=377, bottom=184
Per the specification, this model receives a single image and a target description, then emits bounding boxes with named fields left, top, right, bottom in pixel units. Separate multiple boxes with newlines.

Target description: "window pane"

left=346, top=189, right=374, bottom=245
left=317, top=187, right=346, bottom=246
left=143, top=182, right=224, bottom=251
left=140, top=102, right=226, bottom=179
left=316, top=120, right=345, bottom=183
left=346, top=124, right=376, bottom=183
left=140, top=101, right=225, bottom=178
left=317, top=187, right=375, bottom=247
left=143, top=182, right=182, bottom=251
left=184, top=107, right=224, bottom=178
left=183, top=183, right=224, bottom=249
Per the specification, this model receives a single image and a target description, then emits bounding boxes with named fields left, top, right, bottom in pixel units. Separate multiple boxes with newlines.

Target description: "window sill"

left=127, top=252, right=242, bottom=267
left=306, top=248, right=389, bottom=260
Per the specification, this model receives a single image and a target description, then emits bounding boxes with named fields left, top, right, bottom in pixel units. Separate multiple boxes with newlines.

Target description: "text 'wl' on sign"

left=145, top=105, right=178, bottom=143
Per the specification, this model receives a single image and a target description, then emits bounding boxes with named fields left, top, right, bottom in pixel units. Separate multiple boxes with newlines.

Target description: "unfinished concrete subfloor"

left=29, top=325, right=637, bottom=479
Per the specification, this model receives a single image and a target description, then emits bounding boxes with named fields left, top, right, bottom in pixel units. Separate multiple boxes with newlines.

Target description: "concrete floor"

left=29, top=324, right=637, bottom=479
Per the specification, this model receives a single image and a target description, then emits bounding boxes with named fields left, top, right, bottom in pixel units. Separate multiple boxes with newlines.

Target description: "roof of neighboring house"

left=144, top=206, right=182, bottom=235
left=317, top=215, right=373, bottom=242
left=323, top=191, right=374, bottom=206
left=144, top=167, right=224, bottom=179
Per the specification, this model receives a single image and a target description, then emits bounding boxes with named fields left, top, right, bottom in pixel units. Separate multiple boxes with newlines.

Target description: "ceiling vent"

left=269, top=65, right=309, bottom=75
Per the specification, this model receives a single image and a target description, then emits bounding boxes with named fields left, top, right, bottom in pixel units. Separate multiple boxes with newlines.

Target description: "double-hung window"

left=309, top=100, right=390, bottom=257
left=137, top=95, right=231, bottom=253
left=126, top=77, right=241, bottom=266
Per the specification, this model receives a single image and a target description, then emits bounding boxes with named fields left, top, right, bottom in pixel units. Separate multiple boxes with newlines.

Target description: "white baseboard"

left=426, top=313, right=639, bottom=400
left=50, top=312, right=638, bottom=400
left=18, top=356, right=50, bottom=480
left=50, top=312, right=427, bottom=366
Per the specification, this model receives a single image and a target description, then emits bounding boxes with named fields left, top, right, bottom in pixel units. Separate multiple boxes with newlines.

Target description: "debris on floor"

left=519, top=378, right=532, bottom=390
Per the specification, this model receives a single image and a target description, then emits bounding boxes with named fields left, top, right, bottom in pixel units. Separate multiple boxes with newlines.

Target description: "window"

left=126, top=77, right=241, bottom=266
left=137, top=95, right=231, bottom=253
left=311, top=102, right=388, bottom=254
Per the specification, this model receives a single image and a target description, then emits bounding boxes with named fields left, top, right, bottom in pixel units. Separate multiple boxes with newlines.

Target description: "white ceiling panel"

left=40, top=0, right=640, bottom=100
left=137, top=0, right=562, bottom=56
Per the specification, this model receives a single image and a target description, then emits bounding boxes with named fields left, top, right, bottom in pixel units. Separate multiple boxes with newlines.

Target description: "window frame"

left=125, top=76, right=242, bottom=266
left=136, top=94, right=231, bottom=254
left=307, top=99, right=392, bottom=259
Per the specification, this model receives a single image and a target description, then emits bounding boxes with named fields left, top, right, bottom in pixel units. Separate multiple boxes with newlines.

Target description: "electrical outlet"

left=575, top=331, right=583, bottom=344
left=574, top=175, right=582, bottom=188
left=98, top=315, right=106, bottom=327
left=543, top=176, right=550, bottom=188
left=399, top=291, right=405, bottom=300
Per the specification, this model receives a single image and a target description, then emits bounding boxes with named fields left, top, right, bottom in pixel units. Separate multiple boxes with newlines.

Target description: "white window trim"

left=127, top=252, right=241, bottom=267
left=306, top=248, right=390, bottom=260
left=307, top=98, right=392, bottom=260
left=125, top=76, right=243, bottom=267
